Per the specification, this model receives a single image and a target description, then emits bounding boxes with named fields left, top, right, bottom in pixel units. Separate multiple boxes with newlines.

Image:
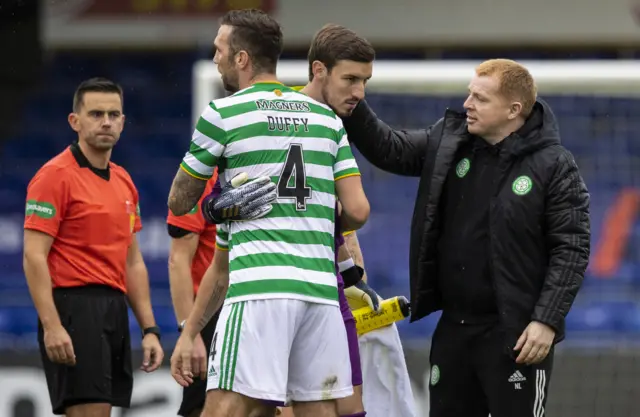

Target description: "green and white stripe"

left=217, top=301, right=245, bottom=391
left=216, top=224, right=229, bottom=249
left=188, top=83, right=360, bottom=305
left=335, top=130, right=360, bottom=179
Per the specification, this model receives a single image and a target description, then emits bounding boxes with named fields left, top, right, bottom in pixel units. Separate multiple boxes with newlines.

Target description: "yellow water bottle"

left=352, top=296, right=411, bottom=336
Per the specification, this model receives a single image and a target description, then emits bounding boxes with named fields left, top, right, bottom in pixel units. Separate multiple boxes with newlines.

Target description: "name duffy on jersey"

left=267, top=116, right=310, bottom=133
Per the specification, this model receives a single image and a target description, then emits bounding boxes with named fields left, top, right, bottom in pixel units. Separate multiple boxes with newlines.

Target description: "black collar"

left=70, top=141, right=110, bottom=181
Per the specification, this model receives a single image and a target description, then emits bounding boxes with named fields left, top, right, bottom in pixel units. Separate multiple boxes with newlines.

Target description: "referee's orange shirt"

left=24, top=145, right=142, bottom=293
left=166, top=171, right=218, bottom=294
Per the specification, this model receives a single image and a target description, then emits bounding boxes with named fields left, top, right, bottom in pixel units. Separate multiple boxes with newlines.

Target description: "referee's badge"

left=125, top=200, right=136, bottom=233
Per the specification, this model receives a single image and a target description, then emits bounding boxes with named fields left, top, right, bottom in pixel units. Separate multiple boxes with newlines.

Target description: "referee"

left=167, top=172, right=220, bottom=417
left=23, top=77, right=164, bottom=417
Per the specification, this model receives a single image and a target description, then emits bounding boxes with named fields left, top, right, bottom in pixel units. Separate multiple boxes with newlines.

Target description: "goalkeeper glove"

left=202, top=173, right=277, bottom=224
left=344, top=280, right=382, bottom=313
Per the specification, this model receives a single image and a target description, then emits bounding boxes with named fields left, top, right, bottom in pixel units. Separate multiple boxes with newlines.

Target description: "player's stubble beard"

left=221, top=55, right=240, bottom=93
left=222, top=72, right=239, bottom=93
left=321, top=81, right=347, bottom=118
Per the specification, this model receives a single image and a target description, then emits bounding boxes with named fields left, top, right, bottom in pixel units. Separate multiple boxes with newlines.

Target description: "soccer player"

left=168, top=9, right=370, bottom=417
left=277, top=24, right=376, bottom=417
left=23, top=77, right=164, bottom=417
left=167, top=173, right=219, bottom=417
left=204, top=24, right=415, bottom=417
left=340, top=232, right=417, bottom=417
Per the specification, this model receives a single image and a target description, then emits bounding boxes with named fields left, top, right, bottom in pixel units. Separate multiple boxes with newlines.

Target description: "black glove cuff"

left=342, top=265, right=365, bottom=288
left=202, top=196, right=224, bottom=225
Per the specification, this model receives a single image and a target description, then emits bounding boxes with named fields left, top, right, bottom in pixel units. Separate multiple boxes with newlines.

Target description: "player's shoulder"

left=281, top=87, right=343, bottom=134
left=30, top=147, right=77, bottom=183
left=282, top=86, right=335, bottom=113
left=210, top=83, right=264, bottom=111
left=109, top=162, right=138, bottom=190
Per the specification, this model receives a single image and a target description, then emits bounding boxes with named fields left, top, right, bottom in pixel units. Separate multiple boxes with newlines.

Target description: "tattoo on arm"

left=345, top=232, right=365, bottom=269
left=168, top=169, right=207, bottom=216
left=198, top=280, right=226, bottom=329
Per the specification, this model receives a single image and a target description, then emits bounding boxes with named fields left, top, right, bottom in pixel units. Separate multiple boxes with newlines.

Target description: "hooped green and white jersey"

left=180, top=82, right=360, bottom=306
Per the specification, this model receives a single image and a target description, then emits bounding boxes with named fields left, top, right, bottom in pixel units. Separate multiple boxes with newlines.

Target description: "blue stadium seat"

left=565, top=301, right=639, bottom=333
left=128, top=306, right=176, bottom=336
left=619, top=302, right=640, bottom=332
left=0, top=306, right=39, bottom=335
left=0, top=309, right=11, bottom=334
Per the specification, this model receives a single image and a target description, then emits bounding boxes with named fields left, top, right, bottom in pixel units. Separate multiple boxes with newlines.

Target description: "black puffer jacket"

left=342, top=99, right=590, bottom=345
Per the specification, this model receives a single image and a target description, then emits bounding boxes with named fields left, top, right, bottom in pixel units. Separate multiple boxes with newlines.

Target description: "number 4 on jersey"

left=278, top=144, right=311, bottom=211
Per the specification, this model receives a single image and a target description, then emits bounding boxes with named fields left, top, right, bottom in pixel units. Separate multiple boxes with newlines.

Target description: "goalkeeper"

left=205, top=176, right=416, bottom=417
left=338, top=230, right=417, bottom=417
left=203, top=178, right=416, bottom=417
left=203, top=178, right=379, bottom=417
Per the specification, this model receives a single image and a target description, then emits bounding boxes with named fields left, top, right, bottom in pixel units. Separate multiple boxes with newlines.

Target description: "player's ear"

left=236, top=50, right=249, bottom=70
left=311, top=60, right=327, bottom=80
left=68, top=113, right=80, bottom=133
left=508, top=101, right=523, bottom=120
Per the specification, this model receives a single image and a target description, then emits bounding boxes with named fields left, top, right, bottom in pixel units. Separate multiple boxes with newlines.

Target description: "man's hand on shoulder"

left=201, top=172, right=277, bottom=224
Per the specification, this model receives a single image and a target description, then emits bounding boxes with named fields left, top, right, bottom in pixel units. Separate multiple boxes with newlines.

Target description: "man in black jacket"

left=340, top=59, right=590, bottom=417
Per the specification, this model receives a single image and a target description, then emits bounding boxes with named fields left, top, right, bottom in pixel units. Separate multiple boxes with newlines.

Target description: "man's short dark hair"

left=220, top=9, right=283, bottom=75
left=73, top=77, right=123, bottom=112
left=307, top=24, right=375, bottom=81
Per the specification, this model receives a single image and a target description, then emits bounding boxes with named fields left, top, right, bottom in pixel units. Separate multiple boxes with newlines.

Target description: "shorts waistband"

left=53, top=284, right=125, bottom=298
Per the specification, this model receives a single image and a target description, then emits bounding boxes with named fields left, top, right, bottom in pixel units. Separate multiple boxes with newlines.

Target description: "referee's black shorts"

left=178, top=310, right=220, bottom=417
left=37, top=285, right=133, bottom=415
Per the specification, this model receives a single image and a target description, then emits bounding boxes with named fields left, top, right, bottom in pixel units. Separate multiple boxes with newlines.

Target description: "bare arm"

left=182, top=248, right=230, bottom=339
left=168, top=232, right=199, bottom=323
left=335, top=176, right=370, bottom=231
left=126, top=236, right=157, bottom=329
left=342, top=231, right=368, bottom=282
left=23, top=229, right=60, bottom=329
left=168, top=169, right=208, bottom=216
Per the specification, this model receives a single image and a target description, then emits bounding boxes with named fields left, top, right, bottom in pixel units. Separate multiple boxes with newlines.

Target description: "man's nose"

left=353, top=84, right=365, bottom=101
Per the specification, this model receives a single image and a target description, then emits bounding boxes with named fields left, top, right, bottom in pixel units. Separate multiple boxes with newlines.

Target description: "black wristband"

left=342, top=265, right=365, bottom=288
left=142, top=326, right=161, bottom=341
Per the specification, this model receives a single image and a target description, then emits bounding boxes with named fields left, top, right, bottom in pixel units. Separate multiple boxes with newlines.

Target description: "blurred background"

left=1, top=0, right=640, bottom=416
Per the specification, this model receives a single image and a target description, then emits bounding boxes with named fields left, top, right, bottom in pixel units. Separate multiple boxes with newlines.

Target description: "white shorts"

left=206, top=299, right=353, bottom=403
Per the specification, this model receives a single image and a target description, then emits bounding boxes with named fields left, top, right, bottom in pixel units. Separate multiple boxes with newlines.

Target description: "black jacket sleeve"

left=533, top=150, right=591, bottom=333
left=341, top=100, right=430, bottom=177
